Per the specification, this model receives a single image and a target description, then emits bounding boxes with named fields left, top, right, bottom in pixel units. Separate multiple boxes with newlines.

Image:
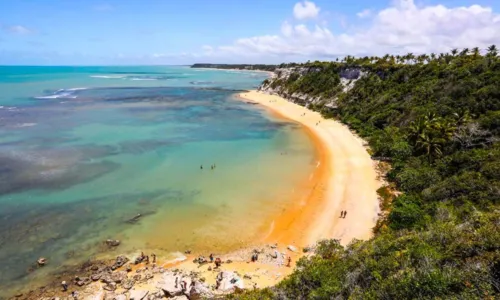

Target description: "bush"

left=388, top=195, right=426, bottom=230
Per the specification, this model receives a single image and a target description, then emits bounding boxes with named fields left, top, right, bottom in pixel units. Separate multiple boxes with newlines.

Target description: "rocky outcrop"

left=156, top=272, right=184, bottom=297
left=339, top=68, right=363, bottom=80
left=19, top=243, right=304, bottom=299
left=258, top=66, right=367, bottom=109
left=216, top=271, right=244, bottom=292
left=105, top=239, right=121, bottom=247
left=129, top=289, right=149, bottom=299
left=155, top=271, right=213, bottom=299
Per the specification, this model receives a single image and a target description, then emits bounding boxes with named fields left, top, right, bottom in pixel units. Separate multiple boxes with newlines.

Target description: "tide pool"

left=0, top=66, right=317, bottom=294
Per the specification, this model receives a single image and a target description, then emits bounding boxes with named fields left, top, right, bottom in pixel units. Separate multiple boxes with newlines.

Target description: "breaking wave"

left=35, top=88, right=88, bottom=100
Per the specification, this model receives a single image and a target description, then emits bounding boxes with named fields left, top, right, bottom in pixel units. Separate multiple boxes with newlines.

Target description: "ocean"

left=0, top=66, right=317, bottom=294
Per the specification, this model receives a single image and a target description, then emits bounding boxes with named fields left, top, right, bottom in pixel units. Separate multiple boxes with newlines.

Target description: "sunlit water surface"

left=0, top=66, right=317, bottom=294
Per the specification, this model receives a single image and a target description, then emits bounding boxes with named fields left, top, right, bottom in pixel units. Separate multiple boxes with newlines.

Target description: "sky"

left=0, top=0, right=499, bottom=65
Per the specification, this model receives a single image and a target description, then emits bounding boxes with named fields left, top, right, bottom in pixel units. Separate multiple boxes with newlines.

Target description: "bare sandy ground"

left=239, top=90, right=380, bottom=246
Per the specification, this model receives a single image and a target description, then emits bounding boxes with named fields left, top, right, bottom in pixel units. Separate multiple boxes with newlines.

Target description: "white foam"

left=35, top=87, right=86, bottom=99
left=14, top=123, right=37, bottom=128
left=130, top=78, right=158, bottom=81
left=90, top=75, right=126, bottom=79
left=66, top=87, right=88, bottom=91
left=165, top=252, right=188, bottom=264
left=35, top=93, right=77, bottom=99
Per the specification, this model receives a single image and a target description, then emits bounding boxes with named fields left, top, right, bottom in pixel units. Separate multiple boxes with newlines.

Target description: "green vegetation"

left=236, top=46, right=500, bottom=299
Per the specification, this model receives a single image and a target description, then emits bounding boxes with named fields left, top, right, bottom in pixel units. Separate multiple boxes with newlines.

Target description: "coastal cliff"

left=258, top=64, right=367, bottom=109
left=240, top=48, right=500, bottom=299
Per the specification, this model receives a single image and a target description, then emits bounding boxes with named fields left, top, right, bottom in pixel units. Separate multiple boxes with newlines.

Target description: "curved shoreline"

left=8, top=90, right=381, bottom=299
left=239, top=90, right=381, bottom=246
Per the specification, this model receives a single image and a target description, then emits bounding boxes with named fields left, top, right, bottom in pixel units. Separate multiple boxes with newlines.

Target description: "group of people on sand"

left=208, top=253, right=222, bottom=268
left=135, top=251, right=156, bottom=265
left=340, top=210, right=348, bottom=218
left=200, top=164, right=216, bottom=170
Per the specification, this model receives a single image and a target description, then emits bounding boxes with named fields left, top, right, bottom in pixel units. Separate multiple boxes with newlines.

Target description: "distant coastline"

left=191, top=63, right=277, bottom=73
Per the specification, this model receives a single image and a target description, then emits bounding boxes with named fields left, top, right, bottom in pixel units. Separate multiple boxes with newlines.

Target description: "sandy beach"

left=192, top=67, right=275, bottom=76
left=239, top=90, right=380, bottom=246
left=13, top=90, right=382, bottom=299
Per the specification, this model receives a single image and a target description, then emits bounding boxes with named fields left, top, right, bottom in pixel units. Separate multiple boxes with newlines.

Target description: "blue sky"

left=1, top=0, right=499, bottom=65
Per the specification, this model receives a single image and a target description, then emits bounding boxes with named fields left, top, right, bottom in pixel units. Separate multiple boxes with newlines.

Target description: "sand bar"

left=239, top=90, right=380, bottom=246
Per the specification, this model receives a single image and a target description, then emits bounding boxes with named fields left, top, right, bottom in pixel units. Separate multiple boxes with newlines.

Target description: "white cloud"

left=201, top=0, right=500, bottom=60
left=4, top=25, right=33, bottom=35
left=281, top=21, right=293, bottom=37
left=293, top=1, right=320, bottom=20
left=357, top=9, right=372, bottom=18
left=202, top=45, right=213, bottom=52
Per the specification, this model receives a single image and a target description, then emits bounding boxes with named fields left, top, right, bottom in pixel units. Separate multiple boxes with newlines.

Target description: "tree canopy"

left=235, top=46, right=500, bottom=299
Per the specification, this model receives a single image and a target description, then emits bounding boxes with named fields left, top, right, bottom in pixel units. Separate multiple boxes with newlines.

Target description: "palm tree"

left=453, top=109, right=471, bottom=127
left=487, top=45, right=498, bottom=57
left=409, top=112, right=455, bottom=161
left=409, top=117, right=431, bottom=144
left=435, top=119, right=456, bottom=142
left=451, top=48, right=458, bottom=56
left=416, top=133, right=443, bottom=162
left=417, top=55, right=426, bottom=64
left=471, top=47, right=480, bottom=59
left=459, top=48, right=469, bottom=56
left=389, top=55, right=396, bottom=65
left=409, top=53, right=415, bottom=63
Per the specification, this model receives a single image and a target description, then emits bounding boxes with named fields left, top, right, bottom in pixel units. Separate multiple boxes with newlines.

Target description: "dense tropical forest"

left=235, top=46, right=500, bottom=299
left=191, top=63, right=277, bottom=71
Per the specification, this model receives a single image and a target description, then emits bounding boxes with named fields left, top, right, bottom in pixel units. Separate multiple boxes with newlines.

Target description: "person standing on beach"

left=287, top=256, right=292, bottom=267
left=340, top=211, right=344, bottom=218
left=215, top=257, right=222, bottom=268
left=151, top=253, right=156, bottom=264
left=209, top=253, right=214, bottom=263
left=343, top=211, right=347, bottom=218
left=61, top=281, right=68, bottom=292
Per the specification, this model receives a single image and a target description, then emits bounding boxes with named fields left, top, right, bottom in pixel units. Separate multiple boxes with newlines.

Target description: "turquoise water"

left=0, top=66, right=317, bottom=293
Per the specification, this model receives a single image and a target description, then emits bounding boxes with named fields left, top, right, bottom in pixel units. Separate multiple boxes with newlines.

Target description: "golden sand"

left=239, top=90, right=380, bottom=246
left=160, top=90, right=381, bottom=289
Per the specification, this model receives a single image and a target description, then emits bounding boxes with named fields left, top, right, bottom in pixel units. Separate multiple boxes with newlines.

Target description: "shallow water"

left=0, top=66, right=317, bottom=294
